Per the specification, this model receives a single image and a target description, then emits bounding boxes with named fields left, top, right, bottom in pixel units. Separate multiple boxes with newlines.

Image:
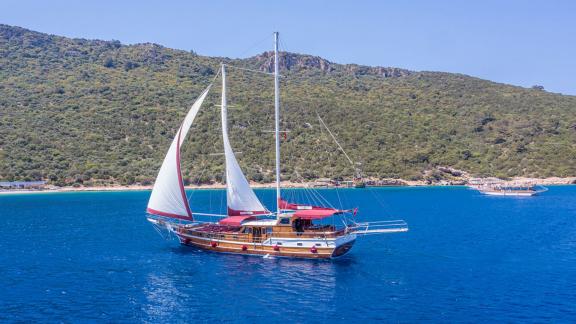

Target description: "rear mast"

left=274, top=32, right=281, bottom=218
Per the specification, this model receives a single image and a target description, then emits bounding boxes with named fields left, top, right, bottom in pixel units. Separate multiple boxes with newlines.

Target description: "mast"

left=274, top=32, right=281, bottom=217
left=221, top=63, right=227, bottom=138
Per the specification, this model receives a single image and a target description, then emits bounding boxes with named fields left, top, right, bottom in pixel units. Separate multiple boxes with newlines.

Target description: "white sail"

left=147, top=85, right=212, bottom=220
left=221, top=65, right=268, bottom=215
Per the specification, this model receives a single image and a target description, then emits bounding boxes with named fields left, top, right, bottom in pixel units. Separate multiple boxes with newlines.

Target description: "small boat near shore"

left=145, top=32, right=408, bottom=259
left=476, top=184, right=548, bottom=196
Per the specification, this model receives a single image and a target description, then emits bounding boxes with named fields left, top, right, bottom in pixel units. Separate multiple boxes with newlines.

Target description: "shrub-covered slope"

left=1, top=24, right=575, bottom=185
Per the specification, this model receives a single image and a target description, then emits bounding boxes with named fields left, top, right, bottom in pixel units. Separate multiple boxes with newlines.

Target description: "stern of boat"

left=331, top=233, right=357, bottom=258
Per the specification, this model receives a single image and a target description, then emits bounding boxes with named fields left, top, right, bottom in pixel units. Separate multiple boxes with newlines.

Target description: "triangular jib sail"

left=147, top=85, right=212, bottom=220
left=221, top=64, right=268, bottom=216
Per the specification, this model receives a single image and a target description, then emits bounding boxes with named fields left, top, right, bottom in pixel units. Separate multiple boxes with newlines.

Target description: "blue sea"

left=1, top=186, right=575, bottom=322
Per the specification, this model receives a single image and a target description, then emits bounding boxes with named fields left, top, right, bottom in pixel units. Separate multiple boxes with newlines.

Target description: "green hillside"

left=1, top=24, right=575, bottom=186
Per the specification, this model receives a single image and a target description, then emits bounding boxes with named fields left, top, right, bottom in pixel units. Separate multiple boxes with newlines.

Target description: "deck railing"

left=180, top=226, right=347, bottom=242
left=350, top=220, right=408, bottom=235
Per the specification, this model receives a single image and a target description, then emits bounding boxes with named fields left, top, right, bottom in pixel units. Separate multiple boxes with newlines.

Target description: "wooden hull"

left=176, top=233, right=356, bottom=259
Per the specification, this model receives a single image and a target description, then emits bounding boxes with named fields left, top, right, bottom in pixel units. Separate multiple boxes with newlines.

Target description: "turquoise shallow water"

left=1, top=186, right=575, bottom=322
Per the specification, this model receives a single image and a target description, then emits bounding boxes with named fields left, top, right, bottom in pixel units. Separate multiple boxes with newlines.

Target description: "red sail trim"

left=278, top=198, right=335, bottom=211
left=176, top=126, right=193, bottom=219
left=147, top=207, right=192, bottom=220
left=219, top=215, right=255, bottom=226
left=227, top=207, right=269, bottom=216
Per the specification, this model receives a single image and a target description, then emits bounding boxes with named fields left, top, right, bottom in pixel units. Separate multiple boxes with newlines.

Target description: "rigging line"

left=366, top=187, right=394, bottom=218
left=306, top=181, right=335, bottom=209
left=291, top=127, right=317, bottom=206
left=226, top=64, right=276, bottom=76
left=304, top=176, right=327, bottom=206
left=317, top=112, right=355, bottom=168
left=284, top=118, right=329, bottom=209
left=295, top=148, right=328, bottom=208
left=316, top=117, right=348, bottom=209
left=209, top=185, right=212, bottom=216
left=187, top=157, right=209, bottom=204
left=205, top=96, right=221, bottom=217
left=192, top=212, right=230, bottom=217
left=211, top=66, right=222, bottom=84
left=283, top=111, right=301, bottom=203
left=235, top=32, right=274, bottom=59
left=304, top=186, right=314, bottom=206
left=300, top=184, right=313, bottom=206
left=290, top=170, right=307, bottom=204
left=279, top=79, right=335, bottom=211
left=332, top=169, right=344, bottom=210
left=278, top=37, right=290, bottom=60
left=316, top=112, right=357, bottom=210
left=310, top=182, right=332, bottom=208
left=183, top=80, right=220, bottom=206
left=292, top=134, right=331, bottom=208
left=284, top=151, right=306, bottom=206
left=220, top=172, right=226, bottom=215
left=311, top=187, right=330, bottom=208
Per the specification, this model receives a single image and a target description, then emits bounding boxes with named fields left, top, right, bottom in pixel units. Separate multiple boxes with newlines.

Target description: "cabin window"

left=297, top=243, right=303, bottom=246
left=279, top=218, right=290, bottom=225
left=277, top=242, right=283, bottom=245
left=243, top=227, right=252, bottom=234
left=315, top=243, right=322, bottom=246
left=266, top=227, right=273, bottom=234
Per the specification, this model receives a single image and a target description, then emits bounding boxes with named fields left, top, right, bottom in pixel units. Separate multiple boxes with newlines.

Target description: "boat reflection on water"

left=141, top=245, right=363, bottom=321
left=142, top=273, right=192, bottom=321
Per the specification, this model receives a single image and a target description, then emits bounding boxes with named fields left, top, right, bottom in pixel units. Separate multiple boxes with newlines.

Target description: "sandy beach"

left=1, top=177, right=574, bottom=195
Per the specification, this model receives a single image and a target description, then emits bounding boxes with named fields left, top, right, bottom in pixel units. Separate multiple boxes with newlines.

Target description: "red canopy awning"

left=218, top=216, right=255, bottom=226
left=278, top=198, right=334, bottom=211
left=292, top=209, right=341, bottom=220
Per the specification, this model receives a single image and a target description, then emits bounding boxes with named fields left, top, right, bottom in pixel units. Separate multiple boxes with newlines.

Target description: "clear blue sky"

left=2, top=0, right=575, bottom=94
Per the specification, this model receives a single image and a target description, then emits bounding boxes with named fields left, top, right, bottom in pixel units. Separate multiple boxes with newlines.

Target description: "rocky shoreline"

left=1, top=176, right=574, bottom=195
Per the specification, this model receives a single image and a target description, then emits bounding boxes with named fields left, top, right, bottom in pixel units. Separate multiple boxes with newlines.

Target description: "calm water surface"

left=1, top=186, right=575, bottom=322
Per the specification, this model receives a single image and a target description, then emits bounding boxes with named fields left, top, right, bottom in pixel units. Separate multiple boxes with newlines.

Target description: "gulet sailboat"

left=146, top=33, right=408, bottom=259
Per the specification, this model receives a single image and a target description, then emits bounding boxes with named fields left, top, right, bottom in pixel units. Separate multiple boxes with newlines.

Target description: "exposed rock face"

left=342, top=64, right=412, bottom=78
left=130, top=43, right=172, bottom=66
left=253, top=51, right=334, bottom=73
left=437, top=166, right=464, bottom=177
left=249, top=51, right=412, bottom=78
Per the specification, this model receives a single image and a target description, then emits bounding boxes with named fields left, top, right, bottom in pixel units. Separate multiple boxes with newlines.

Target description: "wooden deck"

left=179, top=224, right=347, bottom=243
left=174, top=222, right=355, bottom=259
